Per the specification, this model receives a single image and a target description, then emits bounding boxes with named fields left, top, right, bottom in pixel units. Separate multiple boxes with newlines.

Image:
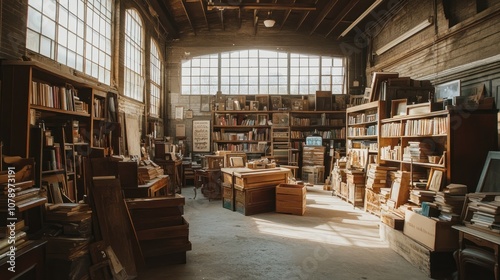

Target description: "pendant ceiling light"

left=263, top=11, right=275, bottom=28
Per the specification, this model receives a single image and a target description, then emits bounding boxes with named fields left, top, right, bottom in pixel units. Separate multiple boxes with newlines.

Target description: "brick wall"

left=0, top=0, right=28, bottom=59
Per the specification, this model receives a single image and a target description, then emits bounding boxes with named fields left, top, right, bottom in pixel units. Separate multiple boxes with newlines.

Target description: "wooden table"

left=122, top=175, right=169, bottom=198
left=221, top=167, right=289, bottom=215
left=453, top=225, right=500, bottom=280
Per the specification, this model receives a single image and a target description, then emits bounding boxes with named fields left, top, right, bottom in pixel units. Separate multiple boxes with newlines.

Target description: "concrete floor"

left=138, top=186, right=432, bottom=280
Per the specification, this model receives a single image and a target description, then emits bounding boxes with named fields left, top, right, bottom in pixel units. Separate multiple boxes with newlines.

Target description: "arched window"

left=26, top=0, right=112, bottom=85
left=124, top=9, right=144, bottom=101
left=150, top=39, right=162, bottom=117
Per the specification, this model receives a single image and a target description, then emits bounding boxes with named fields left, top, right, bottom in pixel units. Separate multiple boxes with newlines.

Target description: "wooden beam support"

left=199, top=0, right=210, bottom=31
left=180, top=0, right=196, bottom=35
left=280, top=0, right=297, bottom=31
left=296, top=0, right=318, bottom=31
left=325, top=0, right=359, bottom=38
left=207, top=3, right=315, bottom=11
left=309, top=0, right=339, bottom=35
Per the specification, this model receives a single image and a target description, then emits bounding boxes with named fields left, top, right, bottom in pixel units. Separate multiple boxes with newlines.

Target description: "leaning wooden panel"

left=91, top=178, right=139, bottom=277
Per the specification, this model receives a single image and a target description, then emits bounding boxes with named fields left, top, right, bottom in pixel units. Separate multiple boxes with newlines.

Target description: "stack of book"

left=409, top=189, right=436, bottom=205
left=402, top=141, right=433, bottom=162
left=365, top=164, right=397, bottom=190
left=469, top=198, right=500, bottom=233
left=0, top=180, right=47, bottom=212
left=434, top=184, right=467, bottom=221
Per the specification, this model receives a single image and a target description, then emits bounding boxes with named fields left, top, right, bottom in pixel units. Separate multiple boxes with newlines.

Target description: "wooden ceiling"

left=150, top=0, right=386, bottom=40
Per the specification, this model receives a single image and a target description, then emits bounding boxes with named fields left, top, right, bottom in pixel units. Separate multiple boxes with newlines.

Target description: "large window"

left=182, top=54, right=219, bottom=95
left=181, top=50, right=344, bottom=95
left=26, top=0, right=112, bottom=85
left=149, top=39, right=162, bottom=117
left=124, top=9, right=144, bottom=101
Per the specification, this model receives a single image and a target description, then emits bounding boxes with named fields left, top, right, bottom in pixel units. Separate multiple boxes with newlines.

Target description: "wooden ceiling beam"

left=180, top=0, right=196, bottom=35
left=207, top=3, right=315, bottom=11
left=280, top=0, right=297, bottom=30
left=324, top=0, right=359, bottom=38
left=296, top=0, right=318, bottom=31
left=199, top=0, right=210, bottom=31
left=309, top=0, right=339, bottom=35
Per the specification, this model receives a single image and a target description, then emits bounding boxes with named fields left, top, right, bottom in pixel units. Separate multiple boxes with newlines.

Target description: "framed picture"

left=192, top=120, right=211, bottom=152
left=270, top=96, right=282, bottom=111
left=476, top=151, right=500, bottom=192
left=175, top=106, right=184, bottom=120
left=255, top=95, right=269, bottom=110
left=250, top=101, right=259, bottom=111
left=200, top=95, right=211, bottom=112
left=427, top=168, right=444, bottom=192
left=435, top=80, right=460, bottom=102
left=185, top=109, right=193, bottom=119
left=226, top=97, right=234, bottom=110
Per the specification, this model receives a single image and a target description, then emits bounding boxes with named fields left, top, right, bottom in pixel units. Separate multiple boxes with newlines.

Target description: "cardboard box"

left=403, top=209, right=458, bottom=251
left=276, top=183, right=306, bottom=215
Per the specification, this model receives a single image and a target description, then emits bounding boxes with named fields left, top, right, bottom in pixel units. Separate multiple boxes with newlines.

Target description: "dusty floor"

left=137, top=186, right=432, bottom=280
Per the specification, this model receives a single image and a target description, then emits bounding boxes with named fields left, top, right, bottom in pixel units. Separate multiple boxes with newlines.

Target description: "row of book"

left=213, top=129, right=269, bottom=141
left=381, top=122, right=403, bottom=137
left=348, top=112, right=378, bottom=125
left=31, top=81, right=88, bottom=113
left=404, top=117, right=448, bottom=136
left=289, top=117, right=344, bottom=127
left=347, top=125, right=377, bottom=137
left=214, top=142, right=268, bottom=153
left=291, top=128, right=346, bottom=140
left=215, top=114, right=268, bottom=126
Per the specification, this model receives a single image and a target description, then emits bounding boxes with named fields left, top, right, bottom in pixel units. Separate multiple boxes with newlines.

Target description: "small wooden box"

left=276, top=183, right=306, bottom=215
left=348, top=182, right=365, bottom=207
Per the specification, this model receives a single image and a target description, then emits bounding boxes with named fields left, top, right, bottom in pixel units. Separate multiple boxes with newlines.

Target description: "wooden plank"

left=125, top=194, right=185, bottom=209
left=91, top=178, right=139, bottom=277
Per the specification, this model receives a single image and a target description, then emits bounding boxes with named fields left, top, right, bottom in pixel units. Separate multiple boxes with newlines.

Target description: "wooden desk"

left=453, top=225, right=500, bottom=280
left=156, top=159, right=182, bottom=194
left=122, top=175, right=169, bottom=198
left=221, top=167, right=289, bottom=215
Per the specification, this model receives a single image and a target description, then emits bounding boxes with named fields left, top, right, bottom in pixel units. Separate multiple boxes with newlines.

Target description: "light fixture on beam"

left=340, top=0, right=383, bottom=37
left=375, top=17, right=433, bottom=55
left=263, top=11, right=275, bottom=28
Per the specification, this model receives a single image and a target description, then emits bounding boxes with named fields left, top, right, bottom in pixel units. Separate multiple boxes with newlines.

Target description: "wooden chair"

left=225, top=153, right=247, bottom=167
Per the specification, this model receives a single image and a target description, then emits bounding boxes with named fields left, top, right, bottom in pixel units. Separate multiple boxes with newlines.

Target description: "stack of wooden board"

left=276, top=183, right=306, bottom=215
left=125, top=194, right=191, bottom=265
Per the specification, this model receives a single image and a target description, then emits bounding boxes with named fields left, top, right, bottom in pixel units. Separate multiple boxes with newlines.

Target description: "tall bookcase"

left=378, top=107, right=498, bottom=192
left=0, top=61, right=120, bottom=200
left=212, top=110, right=271, bottom=157
left=346, top=101, right=385, bottom=170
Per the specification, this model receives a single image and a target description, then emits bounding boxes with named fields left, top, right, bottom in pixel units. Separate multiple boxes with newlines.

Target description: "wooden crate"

left=234, top=172, right=287, bottom=189
left=348, top=182, right=365, bottom=207
left=222, top=182, right=235, bottom=211
left=340, top=182, right=348, bottom=198
left=364, top=188, right=381, bottom=216
left=276, top=183, right=306, bottom=215
left=235, top=185, right=276, bottom=216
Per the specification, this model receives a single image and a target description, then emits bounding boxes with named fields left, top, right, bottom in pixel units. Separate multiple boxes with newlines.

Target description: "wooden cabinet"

left=0, top=61, right=120, bottom=200
left=378, top=108, right=498, bottom=192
